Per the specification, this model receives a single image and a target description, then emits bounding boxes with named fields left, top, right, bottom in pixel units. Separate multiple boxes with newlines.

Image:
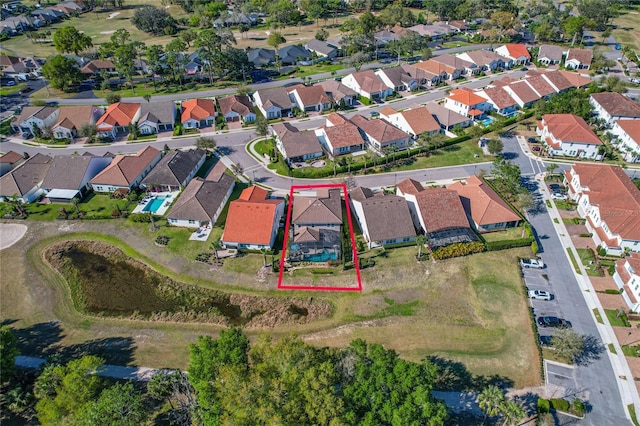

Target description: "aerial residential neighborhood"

left=1, top=0, right=640, bottom=424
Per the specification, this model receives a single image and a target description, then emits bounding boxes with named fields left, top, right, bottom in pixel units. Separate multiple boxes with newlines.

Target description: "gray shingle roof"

left=141, top=149, right=205, bottom=188
left=167, top=174, right=235, bottom=222
left=359, top=194, right=416, bottom=242
left=0, top=153, right=52, bottom=197
left=42, top=155, right=107, bottom=190
left=139, top=101, right=175, bottom=124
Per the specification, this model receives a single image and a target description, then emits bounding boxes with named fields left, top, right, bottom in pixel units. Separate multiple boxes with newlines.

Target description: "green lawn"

left=566, top=248, right=581, bottom=274
left=482, top=226, right=527, bottom=243
left=605, top=309, right=631, bottom=327
left=292, top=63, right=344, bottom=79
left=25, top=193, right=133, bottom=220
left=0, top=83, right=26, bottom=97
left=254, top=138, right=275, bottom=157
left=576, top=248, right=601, bottom=277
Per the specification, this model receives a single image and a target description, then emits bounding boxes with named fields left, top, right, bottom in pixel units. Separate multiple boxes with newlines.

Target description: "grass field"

left=612, top=6, right=640, bottom=52
left=0, top=83, right=26, bottom=96
left=1, top=219, right=540, bottom=389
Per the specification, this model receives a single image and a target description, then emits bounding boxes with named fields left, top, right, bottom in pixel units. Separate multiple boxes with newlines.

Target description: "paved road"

left=501, top=135, right=631, bottom=424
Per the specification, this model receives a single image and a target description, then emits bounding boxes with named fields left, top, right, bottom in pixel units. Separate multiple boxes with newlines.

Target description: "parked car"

left=532, top=146, right=541, bottom=152
left=21, top=132, right=33, bottom=139
left=537, top=316, right=571, bottom=328
left=527, top=137, right=538, bottom=143
left=551, top=192, right=568, bottom=200
left=520, top=258, right=545, bottom=269
left=529, top=290, right=553, bottom=301
left=539, top=335, right=554, bottom=347
left=549, top=183, right=563, bottom=191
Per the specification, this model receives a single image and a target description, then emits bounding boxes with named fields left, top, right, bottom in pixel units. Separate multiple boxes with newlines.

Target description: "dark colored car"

left=532, top=146, right=541, bottom=152
left=537, top=316, right=572, bottom=328
left=539, top=335, right=553, bottom=347
left=528, top=137, right=538, bottom=143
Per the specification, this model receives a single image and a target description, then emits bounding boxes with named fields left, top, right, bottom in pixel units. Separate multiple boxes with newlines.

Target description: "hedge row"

left=431, top=241, right=485, bottom=260
left=485, top=237, right=534, bottom=251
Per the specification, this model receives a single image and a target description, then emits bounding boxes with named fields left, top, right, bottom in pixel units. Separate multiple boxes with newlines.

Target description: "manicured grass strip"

left=605, top=309, right=632, bottom=327
left=566, top=249, right=581, bottom=275
left=622, top=346, right=639, bottom=357
left=0, top=83, right=26, bottom=96
left=608, top=343, right=617, bottom=354
left=629, top=404, right=640, bottom=426
left=545, top=200, right=552, bottom=208
left=593, top=308, right=604, bottom=324
left=553, top=218, right=559, bottom=224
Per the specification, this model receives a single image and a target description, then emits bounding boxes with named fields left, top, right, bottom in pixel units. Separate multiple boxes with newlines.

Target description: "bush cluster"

left=431, top=242, right=485, bottom=260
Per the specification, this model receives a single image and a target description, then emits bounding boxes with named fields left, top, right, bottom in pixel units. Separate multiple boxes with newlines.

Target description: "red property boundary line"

left=277, top=183, right=362, bottom=292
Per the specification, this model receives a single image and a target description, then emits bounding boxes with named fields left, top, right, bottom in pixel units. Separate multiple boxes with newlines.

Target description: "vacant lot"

left=1, top=221, right=540, bottom=388
left=612, top=7, right=640, bottom=51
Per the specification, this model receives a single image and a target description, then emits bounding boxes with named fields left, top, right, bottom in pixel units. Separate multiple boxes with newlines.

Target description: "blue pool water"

left=480, top=118, right=496, bottom=127
left=305, top=251, right=338, bottom=262
left=142, top=197, right=166, bottom=213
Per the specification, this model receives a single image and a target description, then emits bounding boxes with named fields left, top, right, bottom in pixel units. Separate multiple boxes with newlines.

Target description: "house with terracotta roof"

left=11, top=106, right=59, bottom=136
left=290, top=188, right=343, bottom=262
left=0, top=153, right=52, bottom=202
left=350, top=114, right=411, bottom=154
left=286, top=84, right=332, bottom=112
left=448, top=175, right=521, bottom=232
left=502, top=80, right=540, bottom=108
left=565, top=163, right=640, bottom=255
left=253, top=87, right=293, bottom=119
left=426, top=102, right=473, bottom=132
left=613, top=252, right=640, bottom=312
left=51, top=105, right=103, bottom=141
left=456, top=50, right=505, bottom=72
left=315, top=113, right=364, bottom=157
left=349, top=186, right=416, bottom=249
left=537, top=45, right=563, bottom=66
left=430, top=54, right=479, bottom=76
left=539, top=70, right=573, bottom=93
left=80, top=59, right=116, bottom=75
left=0, top=151, right=24, bottom=177
left=444, top=87, right=491, bottom=120
left=96, top=102, right=141, bottom=139
left=141, top=148, right=206, bottom=192
left=316, top=79, right=357, bottom=106
left=138, top=101, right=176, bottom=134
left=374, top=66, right=417, bottom=92
left=42, top=154, right=112, bottom=202
left=590, top=92, right=640, bottom=125
left=379, top=106, right=441, bottom=138
left=523, top=75, right=556, bottom=99
left=565, top=48, right=593, bottom=70
left=412, top=59, right=459, bottom=81
left=476, top=86, right=518, bottom=116
left=610, top=120, right=640, bottom=163
left=396, top=178, right=477, bottom=249
left=401, top=63, right=441, bottom=87
left=537, top=114, right=602, bottom=158
left=271, top=122, right=323, bottom=165
left=495, top=44, right=531, bottom=66
left=167, top=173, right=235, bottom=228
left=341, top=69, right=392, bottom=101
left=222, top=186, right=285, bottom=250
left=90, top=146, right=162, bottom=193
left=217, top=94, right=256, bottom=123
left=180, top=98, right=216, bottom=129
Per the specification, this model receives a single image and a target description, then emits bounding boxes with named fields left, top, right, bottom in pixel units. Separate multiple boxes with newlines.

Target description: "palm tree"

left=477, top=385, right=505, bottom=422
left=500, top=400, right=525, bottom=426
left=211, top=238, right=223, bottom=261
left=415, top=234, right=426, bottom=260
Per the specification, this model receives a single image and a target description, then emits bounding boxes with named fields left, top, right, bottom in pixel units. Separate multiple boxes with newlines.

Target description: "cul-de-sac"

left=1, top=0, right=640, bottom=424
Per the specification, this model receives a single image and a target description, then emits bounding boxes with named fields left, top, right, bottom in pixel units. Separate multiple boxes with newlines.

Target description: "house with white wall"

left=590, top=92, right=640, bottom=126
left=536, top=114, right=602, bottom=158
left=379, top=106, right=441, bottom=138
left=613, top=253, right=640, bottom=312
left=444, top=87, right=491, bottom=120
left=253, top=87, right=293, bottom=119
left=341, top=69, right=393, bottom=101
left=167, top=174, right=235, bottom=228
left=610, top=119, right=640, bottom=163
left=350, top=114, right=411, bottom=154
left=11, top=106, right=59, bottom=136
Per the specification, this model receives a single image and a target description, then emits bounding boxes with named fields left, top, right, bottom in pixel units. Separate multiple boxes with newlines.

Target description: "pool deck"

left=132, top=192, right=179, bottom=215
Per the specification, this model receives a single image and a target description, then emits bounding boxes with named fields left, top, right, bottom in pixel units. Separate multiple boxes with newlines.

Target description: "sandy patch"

left=107, top=12, right=120, bottom=19
left=0, top=223, right=27, bottom=250
left=100, top=30, right=116, bottom=35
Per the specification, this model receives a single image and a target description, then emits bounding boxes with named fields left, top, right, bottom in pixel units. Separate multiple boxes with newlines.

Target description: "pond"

left=44, top=241, right=332, bottom=327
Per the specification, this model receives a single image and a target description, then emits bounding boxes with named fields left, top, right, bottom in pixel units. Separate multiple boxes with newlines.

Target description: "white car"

left=520, top=258, right=545, bottom=269
left=551, top=192, right=568, bottom=200
left=529, top=290, right=552, bottom=301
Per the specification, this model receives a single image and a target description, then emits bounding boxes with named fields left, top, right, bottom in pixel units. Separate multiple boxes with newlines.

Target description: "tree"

left=165, top=38, right=187, bottom=89
left=0, top=326, right=19, bottom=383
left=551, top=328, right=585, bottom=364
left=41, top=55, right=83, bottom=92
left=487, top=139, right=504, bottom=155
left=491, top=157, right=523, bottom=202
left=105, top=92, right=121, bottom=105
left=478, top=384, right=504, bottom=421
left=52, top=26, right=93, bottom=55
left=516, top=192, right=535, bottom=211
left=255, top=114, right=269, bottom=141
left=267, top=31, right=286, bottom=69
left=577, top=0, right=612, bottom=29
left=79, top=123, right=97, bottom=143
left=415, top=234, right=426, bottom=259
left=344, top=51, right=369, bottom=71
left=194, top=28, right=237, bottom=84
left=546, top=163, right=558, bottom=176
left=210, top=238, right=223, bottom=261
left=34, top=356, right=105, bottom=425
left=180, top=29, right=197, bottom=47
left=75, top=382, right=148, bottom=426
left=500, top=400, right=525, bottom=426
left=131, top=5, right=177, bottom=36
left=145, top=44, right=165, bottom=90
left=196, top=136, right=217, bottom=153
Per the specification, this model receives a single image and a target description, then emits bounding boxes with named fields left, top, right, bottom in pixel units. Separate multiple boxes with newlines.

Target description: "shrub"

left=105, top=92, right=121, bottom=105
left=359, top=96, right=371, bottom=106
left=597, top=246, right=607, bottom=257
left=550, top=398, right=570, bottom=412
left=531, top=239, right=539, bottom=255
left=155, top=235, right=169, bottom=246
left=129, top=213, right=152, bottom=223
left=173, top=124, right=183, bottom=136
left=195, top=253, right=211, bottom=263
left=571, top=399, right=586, bottom=416
left=605, top=289, right=622, bottom=295
left=537, top=398, right=550, bottom=413
left=579, top=233, right=593, bottom=237
left=431, top=241, right=486, bottom=260
left=485, top=237, right=534, bottom=251
left=312, top=269, right=334, bottom=275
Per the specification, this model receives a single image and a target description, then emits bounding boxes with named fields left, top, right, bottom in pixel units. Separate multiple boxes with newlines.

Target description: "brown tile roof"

left=566, top=48, right=593, bottom=65
left=397, top=107, right=441, bottom=134
left=141, top=149, right=206, bottom=188
left=538, top=44, right=563, bottom=61
left=591, top=92, right=640, bottom=118
left=0, top=151, right=23, bottom=164
left=500, top=44, right=531, bottom=59
left=292, top=188, right=342, bottom=226
left=401, top=63, right=440, bottom=82
left=426, top=102, right=470, bottom=128
left=90, top=146, right=160, bottom=187
left=379, top=106, right=398, bottom=117
left=415, top=188, right=470, bottom=233
left=459, top=50, right=503, bottom=67
left=431, top=54, right=473, bottom=70
left=524, top=75, right=556, bottom=98
left=506, top=80, right=540, bottom=104
left=557, top=70, right=591, bottom=88
left=53, top=105, right=102, bottom=131
left=541, top=114, right=602, bottom=145
left=287, top=84, right=331, bottom=106
left=293, top=226, right=320, bottom=243
left=0, top=153, right=52, bottom=197
left=570, top=164, right=640, bottom=241
left=350, top=115, right=410, bottom=143
left=167, top=174, right=235, bottom=222
left=256, top=87, right=292, bottom=110
left=615, top=119, right=640, bottom=142
left=349, top=186, right=374, bottom=203
left=272, top=122, right=323, bottom=159
left=13, top=106, right=58, bottom=126
left=322, top=120, right=364, bottom=149
left=396, top=178, right=425, bottom=195
left=542, top=70, right=573, bottom=92
left=448, top=175, right=520, bottom=226
left=349, top=69, right=388, bottom=94
left=358, top=194, right=416, bottom=242
left=97, top=102, right=140, bottom=129
left=81, top=59, right=115, bottom=74
left=414, top=59, right=456, bottom=75
left=316, top=80, right=357, bottom=103
left=42, top=155, right=109, bottom=190
left=181, top=98, right=216, bottom=122
left=222, top=186, right=284, bottom=246
left=491, top=76, right=518, bottom=87
left=325, top=112, right=349, bottom=126
left=217, top=94, right=253, bottom=117
left=479, top=86, right=517, bottom=109
left=447, top=87, right=486, bottom=106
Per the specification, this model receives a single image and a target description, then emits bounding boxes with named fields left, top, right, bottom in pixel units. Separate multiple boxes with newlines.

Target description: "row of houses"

left=11, top=95, right=256, bottom=140
left=0, top=1, right=87, bottom=37
left=537, top=44, right=594, bottom=70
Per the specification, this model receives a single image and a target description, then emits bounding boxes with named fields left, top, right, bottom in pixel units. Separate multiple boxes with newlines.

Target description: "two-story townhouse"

left=610, top=119, right=640, bottom=163
left=444, top=87, right=491, bottom=120
left=613, top=253, right=640, bottom=312
left=536, top=114, right=602, bottom=158
left=590, top=92, right=640, bottom=126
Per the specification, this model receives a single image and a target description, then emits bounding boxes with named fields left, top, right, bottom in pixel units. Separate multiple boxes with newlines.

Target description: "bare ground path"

left=0, top=222, right=27, bottom=250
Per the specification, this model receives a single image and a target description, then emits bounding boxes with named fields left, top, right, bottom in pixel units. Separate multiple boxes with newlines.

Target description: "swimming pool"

left=480, top=117, right=496, bottom=127
left=142, top=197, right=167, bottom=213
